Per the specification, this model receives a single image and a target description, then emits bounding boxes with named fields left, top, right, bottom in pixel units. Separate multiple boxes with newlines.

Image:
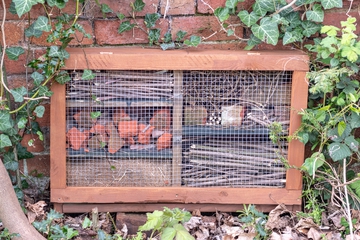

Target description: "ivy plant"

left=215, top=0, right=343, bottom=49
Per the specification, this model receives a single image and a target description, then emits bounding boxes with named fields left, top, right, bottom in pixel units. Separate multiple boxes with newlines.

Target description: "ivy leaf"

left=256, top=0, right=276, bottom=12
left=100, top=3, right=113, bottom=14
left=11, top=86, right=28, bottom=102
left=144, top=13, right=160, bottom=28
left=5, top=47, right=25, bottom=60
left=25, top=22, right=43, bottom=38
left=302, top=20, right=322, bottom=37
left=160, top=42, right=175, bottom=51
left=251, top=17, right=279, bottom=45
left=48, top=46, right=69, bottom=59
left=306, top=4, right=324, bottom=22
left=117, top=13, right=125, bottom=20
left=34, top=16, right=51, bottom=32
left=38, top=86, right=53, bottom=97
left=81, top=69, right=95, bottom=80
left=31, top=72, right=45, bottom=86
left=0, top=134, right=12, bottom=149
left=350, top=112, right=360, bottom=129
left=183, top=35, right=201, bottom=47
left=238, top=10, right=260, bottom=27
left=13, top=0, right=39, bottom=17
left=214, top=7, right=230, bottom=22
left=3, top=152, right=18, bottom=171
left=90, top=111, right=101, bottom=119
left=132, top=0, right=145, bottom=12
left=34, top=105, right=45, bottom=118
left=0, top=111, right=13, bottom=132
left=284, top=12, right=301, bottom=27
left=9, top=1, right=17, bottom=15
left=82, top=217, right=92, bottom=229
left=321, top=0, right=342, bottom=9
left=55, top=71, right=71, bottom=84
left=118, top=21, right=135, bottom=34
left=283, top=31, right=300, bottom=45
left=148, top=28, right=160, bottom=46
left=16, top=143, right=34, bottom=160
left=328, top=142, right=352, bottom=161
left=252, top=2, right=268, bottom=17
left=225, top=0, right=239, bottom=9
left=176, top=30, right=187, bottom=41
left=17, top=117, right=27, bottom=129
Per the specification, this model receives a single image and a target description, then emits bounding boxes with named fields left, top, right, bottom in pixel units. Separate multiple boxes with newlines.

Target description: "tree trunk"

left=0, top=159, right=46, bottom=240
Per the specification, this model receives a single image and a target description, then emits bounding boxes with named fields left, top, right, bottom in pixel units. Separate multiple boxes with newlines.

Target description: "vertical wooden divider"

left=172, top=70, right=183, bottom=186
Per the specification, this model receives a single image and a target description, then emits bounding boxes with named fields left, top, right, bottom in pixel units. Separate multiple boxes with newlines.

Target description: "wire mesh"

left=65, top=70, right=291, bottom=188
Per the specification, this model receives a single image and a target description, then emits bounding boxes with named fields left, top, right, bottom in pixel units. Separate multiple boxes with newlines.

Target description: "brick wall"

left=1, top=0, right=359, bottom=176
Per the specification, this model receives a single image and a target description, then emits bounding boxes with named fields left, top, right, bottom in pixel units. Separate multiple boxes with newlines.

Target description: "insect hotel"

left=50, top=48, right=309, bottom=213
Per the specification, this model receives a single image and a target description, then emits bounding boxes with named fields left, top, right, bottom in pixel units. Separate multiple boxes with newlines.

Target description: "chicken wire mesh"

left=65, top=70, right=291, bottom=188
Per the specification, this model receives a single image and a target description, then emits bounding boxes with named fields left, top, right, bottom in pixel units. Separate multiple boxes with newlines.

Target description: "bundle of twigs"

left=67, top=70, right=174, bottom=100
left=182, top=140, right=287, bottom=187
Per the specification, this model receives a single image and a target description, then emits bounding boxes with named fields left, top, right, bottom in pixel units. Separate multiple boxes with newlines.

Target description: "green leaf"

left=328, top=143, right=352, bottom=161
left=117, top=13, right=125, bottom=20
left=144, top=13, right=160, bottom=28
left=161, top=227, right=176, bottom=240
left=238, top=10, right=260, bottom=27
left=0, top=134, right=12, bottom=149
left=251, top=17, right=279, bottom=45
left=118, top=21, right=135, bottom=34
left=33, top=220, right=49, bottom=233
left=163, top=31, right=172, bottom=43
left=176, top=30, right=187, bottom=41
left=47, top=209, right=63, bottom=220
left=38, top=86, right=53, bottom=97
left=214, top=7, right=230, bottom=22
left=148, top=28, right=160, bottom=46
left=253, top=2, right=268, bottom=17
left=160, top=42, right=176, bottom=51
left=302, top=20, right=322, bottom=37
left=3, top=152, right=18, bottom=171
left=9, top=1, right=17, bottom=15
left=90, top=111, right=101, bottom=119
left=13, top=0, right=39, bottom=17
left=227, top=29, right=234, bottom=36
left=283, top=31, right=299, bottom=45
left=306, top=4, right=324, bottom=22
left=82, top=216, right=92, bottom=229
left=183, top=35, right=201, bottom=47
left=31, top=72, right=45, bottom=86
left=17, top=143, right=34, bottom=159
left=17, top=117, right=27, bottom=129
left=48, top=46, right=69, bottom=59
left=173, top=224, right=195, bottom=240
left=34, top=16, right=51, bottom=32
left=350, top=113, right=360, bottom=129
left=321, top=0, right=342, bottom=9
left=139, top=210, right=163, bottom=231
left=132, top=0, right=145, bottom=12
left=55, top=71, right=71, bottom=84
left=345, top=136, right=359, bottom=152
left=81, top=69, right=95, bottom=80
left=225, top=0, right=239, bottom=9
left=10, top=86, right=27, bottom=102
left=25, top=22, right=43, bottom=38
left=302, top=152, right=325, bottom=175
left=341, top=46, right=359, bottom=62
left=100, top=3, right=113, bottom=13
left=5, top=47, right=25, bottom=60
left=0, top=111, right=13, bottom=132
left=34, top=106, right=45, bottom=118
left=256, top=0, right=276, bottom=12
left=337, top=121, right=346, bottom=136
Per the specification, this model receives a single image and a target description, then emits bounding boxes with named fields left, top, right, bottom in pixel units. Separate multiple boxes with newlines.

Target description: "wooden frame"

left=50, top=48, right=309, bottom=213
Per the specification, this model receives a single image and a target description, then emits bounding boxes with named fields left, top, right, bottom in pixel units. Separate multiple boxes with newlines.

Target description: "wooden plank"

left=63, top=48, right=309, bottom=71
left=172, top=71, right=183, bottom=186
left=61, top=203, right=300, bottom=213
left=53, top=203, right=63, bottom=212
left=286, top=71, right=308, bottom=190
left=50, top=82, right=67, bottom=189
left=51, top=187, right=302, bottom=205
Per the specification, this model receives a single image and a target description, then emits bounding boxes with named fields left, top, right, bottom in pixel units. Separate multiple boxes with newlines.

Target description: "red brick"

left=94, top=19, right=169, bottom=45
left=195, top=41, right=247, bottom=50
left=171, top=16, right=243, bottom=42
left=86, top=0, right=159, bottom=18
left=21, top=133, right=45, bottom=153
left=35, top=103, right=50, bottom=128
left=150, top=109, right=171, bottom=131
left=18, top=155, right=50, bottom=177
left=197, top=0, right=254, bottom=14
left=30, top=20, right=94, bottom=46
left=160, top=0, right=195, bottom=15
left=118, top=120, right=138, bottom=138
left=156, top=132, right=172, bottom=150
left=67, top=127, right=88, bottom=150
left=5, top=52, right=30, bottom=74
left=323, top=10, right=360, bottom=34
left=6, top=74, right=33, bottom=89
left=0, top=22, right=24, bottom=46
